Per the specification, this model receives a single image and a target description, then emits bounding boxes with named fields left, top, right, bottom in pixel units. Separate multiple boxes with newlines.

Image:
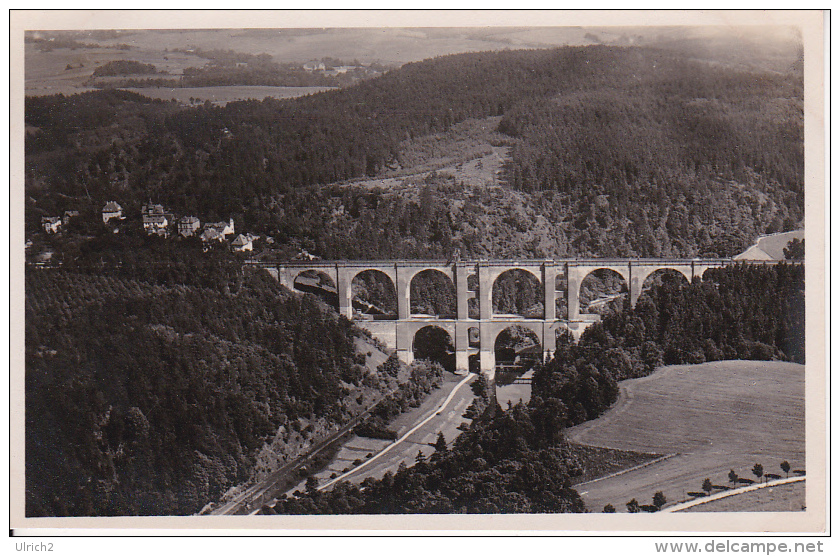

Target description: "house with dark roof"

left=141, top=201, right=173, bottom=236
left=200, top=227, right=224, bottom=243
left=102, top=201, right=123, bottom=223
left=141, top=202, right=165, bottom=216
left=62, top=210, right=80, bottom=226
left=143, top=213, right=169, bottom=235
left=204, top=218, right=235, bottom=237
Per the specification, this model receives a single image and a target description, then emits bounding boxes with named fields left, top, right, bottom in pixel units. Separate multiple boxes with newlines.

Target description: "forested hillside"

left=25, top=266, right=388, bottom=516
left=26, top=45, right=803, bottom=258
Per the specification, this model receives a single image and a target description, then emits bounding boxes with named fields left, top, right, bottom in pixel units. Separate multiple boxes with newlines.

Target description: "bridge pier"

left=454, top=321, right=471, bottom=375
left=478, top=263, right=492, bottom=320
left=543, top=261, right=556, bottom=321
left=336, top=263, right=352, bottom=319
left=566, top=263, right=581, bottom=320
left=629, top=264, right=642, bottom=307
left=455, top=262, right=470, bottom=320
left=396, top=265, right=411, bottom=320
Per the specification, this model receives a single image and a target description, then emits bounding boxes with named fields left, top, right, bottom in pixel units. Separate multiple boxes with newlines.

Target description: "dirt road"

left=281, top=373, right=477, bottom=496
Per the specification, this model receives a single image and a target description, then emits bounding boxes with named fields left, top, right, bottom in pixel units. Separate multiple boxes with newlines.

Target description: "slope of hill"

left=734, top=230, right=804, bottom=260
left=25, top=265, right=392, bottom=516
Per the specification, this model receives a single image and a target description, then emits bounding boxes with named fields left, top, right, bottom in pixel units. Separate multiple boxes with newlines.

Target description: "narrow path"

left=665, top=476, right=805, bottom=512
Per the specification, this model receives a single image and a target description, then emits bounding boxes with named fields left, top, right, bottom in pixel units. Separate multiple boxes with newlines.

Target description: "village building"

left=200, top=227, right=227, bottom=252
left=141, top=202, right=166, bottom=216
left=143, top=213, right=169, bottom=236
left=294, top=249, right=321, bottom=261
left=178, top=216, right=201, bottom=237
left=101, top=201, right=123, bottom=223
left=231, top=233, right=255, bottom=252
left=200, top=227, right=225, bottom=243
left=204, top=218, right=235, bottom=237
left=141, top=201, right=174, bottom=236
left=62, top=210, right=80, bottom=226
left=303, top=60, right=326, bottom=71
left=41, top=216, right=62, bottom=234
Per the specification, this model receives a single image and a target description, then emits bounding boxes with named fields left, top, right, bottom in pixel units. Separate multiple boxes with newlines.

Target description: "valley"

left=21, top=25, right=810, bottom=519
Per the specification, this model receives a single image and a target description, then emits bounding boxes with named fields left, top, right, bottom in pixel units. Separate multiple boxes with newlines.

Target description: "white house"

left=141, top=202, right=174, bottom=236
left=303, top=60, right=326, bottom=71
left=231, top=233, right=253, bottom=252
left=178, top=216, right=201, bottom=237
left=42, top=216, right=62, bottom=234
left=200, top=227, right=225, bottom=243
left=102, top=201, right=123, bottom=223
left=143, top=213, right=169, bottom=235
left=204, top=218, right=234, bottom=237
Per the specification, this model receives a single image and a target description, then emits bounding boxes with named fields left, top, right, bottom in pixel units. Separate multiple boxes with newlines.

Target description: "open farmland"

left=567, top=361, right=805, bottom=512
left=121, top=85, right=334, bottom=105
left=24, top=41, right=199, bottom=96
left=757, top=230, right=806, bottom=259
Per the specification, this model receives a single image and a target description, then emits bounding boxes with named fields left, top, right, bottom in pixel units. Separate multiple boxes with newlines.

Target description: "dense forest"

left=258, top=263, right=804, bottom=514
left=91, top=60, right=161, bottom=77
left=25, top=263, right=391, bottom=516
left=26, top=45, right=803, bottom=259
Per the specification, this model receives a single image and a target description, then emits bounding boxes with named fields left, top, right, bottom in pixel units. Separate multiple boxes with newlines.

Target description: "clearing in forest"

left=567, top=361, right=805, bottom=512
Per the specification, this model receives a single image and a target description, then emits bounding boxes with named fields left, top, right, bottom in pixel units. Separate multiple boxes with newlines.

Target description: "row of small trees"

left=603, top=491, right=668, bottom=513
left=720, top=460, right=795, bottom=492
left=606, top=461, right=796, bottom=513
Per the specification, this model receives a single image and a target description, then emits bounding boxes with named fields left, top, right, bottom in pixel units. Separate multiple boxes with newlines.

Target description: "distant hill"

left=25, top=44, right=803, bottom=259
left=66, top=26, right=802, bottom=69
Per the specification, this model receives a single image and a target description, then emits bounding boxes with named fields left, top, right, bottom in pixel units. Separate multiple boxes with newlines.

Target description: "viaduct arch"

left=260, top=258, right=755, bottom=382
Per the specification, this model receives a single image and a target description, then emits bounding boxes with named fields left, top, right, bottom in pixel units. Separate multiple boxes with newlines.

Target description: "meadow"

left=567, top=361, right=805, bottom=512
left=121, top=85, right=333, bottom=105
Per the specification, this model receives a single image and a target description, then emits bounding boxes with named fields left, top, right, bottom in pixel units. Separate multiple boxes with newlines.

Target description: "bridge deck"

left=248, top=258, right=752, bottom=267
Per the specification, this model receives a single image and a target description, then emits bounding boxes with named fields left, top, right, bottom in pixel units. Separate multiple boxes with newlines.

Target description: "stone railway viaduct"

left=250, top=258, right=762, bottom=381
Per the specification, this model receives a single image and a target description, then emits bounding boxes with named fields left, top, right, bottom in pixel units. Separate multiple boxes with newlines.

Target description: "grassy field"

left=680, top=481, right=806, bottom=512
left=25, top=37, right=334, bottom=103
left=567, top=361, right=805, bottom=512
left=24, top=41, right=198, bottom=96
left=122, top=85, right=333, bottom=105
left=756, top=230, right=805, bottom=259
